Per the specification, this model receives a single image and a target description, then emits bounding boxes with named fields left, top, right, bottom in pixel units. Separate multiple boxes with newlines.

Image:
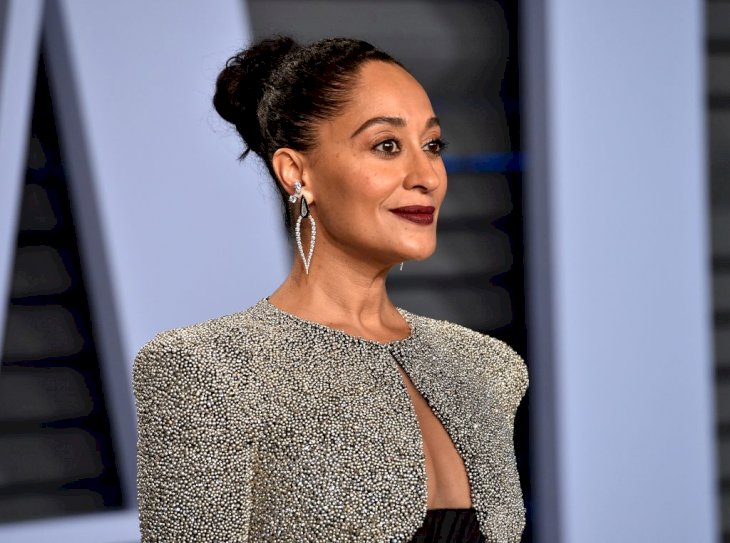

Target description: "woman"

left=133, top=36, right=528, bottom=542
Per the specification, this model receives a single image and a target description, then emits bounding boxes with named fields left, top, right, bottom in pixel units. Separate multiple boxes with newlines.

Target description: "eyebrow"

left=350, top=116, right=440, bottom=139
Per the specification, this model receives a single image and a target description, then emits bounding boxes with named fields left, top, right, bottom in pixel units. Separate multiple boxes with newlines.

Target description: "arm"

left=132, top=335, right=255, bottom=542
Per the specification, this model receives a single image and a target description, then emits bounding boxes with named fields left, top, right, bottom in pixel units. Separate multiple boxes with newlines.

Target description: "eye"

left=423, top=138, right=449, bottom=155
left=373, top=138, right=401, bottom=156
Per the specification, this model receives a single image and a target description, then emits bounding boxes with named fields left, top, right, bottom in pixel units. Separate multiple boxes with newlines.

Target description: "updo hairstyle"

left=213, top=35, right=403, bottom=234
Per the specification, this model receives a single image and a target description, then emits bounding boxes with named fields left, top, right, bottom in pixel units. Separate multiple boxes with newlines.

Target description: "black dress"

left=407, top=508, right=486, bottom=542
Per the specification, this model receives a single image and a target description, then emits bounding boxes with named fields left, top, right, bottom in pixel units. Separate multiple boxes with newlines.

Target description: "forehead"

left=343, top=61, right=435, bottom=124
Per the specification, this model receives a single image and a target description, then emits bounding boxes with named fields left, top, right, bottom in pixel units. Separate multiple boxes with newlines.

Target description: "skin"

left=268, top=61, right=473, bottom=509
left=268, top=60, right=447, bottom=341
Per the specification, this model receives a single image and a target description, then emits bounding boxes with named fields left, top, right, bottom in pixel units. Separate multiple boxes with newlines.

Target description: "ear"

left=272, top=148, right=314, bottom=204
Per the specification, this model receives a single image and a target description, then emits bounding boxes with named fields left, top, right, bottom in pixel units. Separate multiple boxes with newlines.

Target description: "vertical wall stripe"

left=0, top=0, right=44, bottom=366
left=522, top=1, right=718, bottom=542
left=521, top=2, right=562, bottom=541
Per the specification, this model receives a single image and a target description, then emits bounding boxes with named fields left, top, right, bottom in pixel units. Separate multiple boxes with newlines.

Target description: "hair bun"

left=213, top=35, right=298, bottom=158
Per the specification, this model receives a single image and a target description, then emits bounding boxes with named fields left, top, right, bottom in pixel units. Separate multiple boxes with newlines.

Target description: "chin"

left=400, top=241, right=437, bottom=262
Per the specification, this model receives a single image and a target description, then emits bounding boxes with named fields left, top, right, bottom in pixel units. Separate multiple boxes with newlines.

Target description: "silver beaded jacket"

left=132, top=296, right=529, bottom=542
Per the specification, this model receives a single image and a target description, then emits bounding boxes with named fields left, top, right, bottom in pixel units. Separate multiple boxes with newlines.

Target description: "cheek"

left=317, top=172, right=396, bottom=240
left=311, top=144, right=405, bottom=231
left=312, top=163, right=364, bottom=226
left=337, top=174, right=390, bottom=224
left=323, top=159, right=393, bottom=207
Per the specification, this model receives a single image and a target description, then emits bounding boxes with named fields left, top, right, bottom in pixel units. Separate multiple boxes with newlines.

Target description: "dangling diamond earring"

left=400, top=262, right=404, bottom=271
left=290, top=181, right=316, bottom=275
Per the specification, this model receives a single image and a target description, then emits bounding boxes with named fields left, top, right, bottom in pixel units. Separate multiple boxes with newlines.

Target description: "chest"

left=245, top=346, right=498, bottom=540
left=253, top=346, right=494, bottom=460
left=395, top=363, right=473, bottom=508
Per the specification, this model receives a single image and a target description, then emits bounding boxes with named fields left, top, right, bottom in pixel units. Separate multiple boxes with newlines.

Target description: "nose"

left=403, top=145, right=442, bottom=193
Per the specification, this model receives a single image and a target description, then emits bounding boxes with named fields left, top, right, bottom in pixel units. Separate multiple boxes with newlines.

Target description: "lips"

left=390, top=205, right=435, bottom=225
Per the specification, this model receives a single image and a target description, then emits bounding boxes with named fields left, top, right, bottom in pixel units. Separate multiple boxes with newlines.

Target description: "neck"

left=267, top=234, right=407, bottom=341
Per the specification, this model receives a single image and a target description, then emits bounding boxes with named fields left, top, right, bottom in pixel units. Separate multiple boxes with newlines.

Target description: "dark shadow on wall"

left=0, top=49, right=124, bottom=524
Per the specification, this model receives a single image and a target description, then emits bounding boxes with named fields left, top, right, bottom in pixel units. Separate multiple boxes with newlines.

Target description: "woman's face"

left=305, top=60, right=447, bottom=267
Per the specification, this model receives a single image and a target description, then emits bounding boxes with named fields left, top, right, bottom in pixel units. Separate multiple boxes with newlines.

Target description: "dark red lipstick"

left=390, top=205, right=435, bottom=225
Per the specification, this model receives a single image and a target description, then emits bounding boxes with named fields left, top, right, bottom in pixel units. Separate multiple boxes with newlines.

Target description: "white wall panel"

left=522, top=1, right=718, bottom=542
left=45, top=0, right=286, bottom=358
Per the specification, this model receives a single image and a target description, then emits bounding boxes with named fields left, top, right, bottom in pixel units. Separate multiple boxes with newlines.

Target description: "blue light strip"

left=443, top=152, right=523, bottom=173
